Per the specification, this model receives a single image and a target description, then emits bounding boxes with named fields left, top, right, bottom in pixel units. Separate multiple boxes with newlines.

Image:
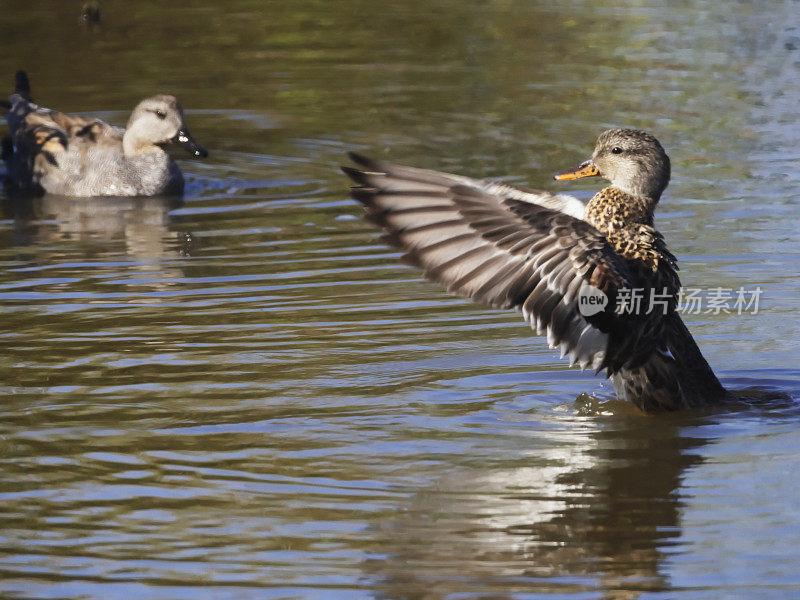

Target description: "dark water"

left=2, top=1, right=800, bottom=598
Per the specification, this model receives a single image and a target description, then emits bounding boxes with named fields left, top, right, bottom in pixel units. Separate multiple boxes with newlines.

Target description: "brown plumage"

left=343, top=129, right=730, bottom=412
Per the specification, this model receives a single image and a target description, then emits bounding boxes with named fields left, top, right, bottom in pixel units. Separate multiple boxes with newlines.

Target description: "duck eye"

left=611, top=146, right=623, bottom=154
left=155, top=110, right=166, bottom=120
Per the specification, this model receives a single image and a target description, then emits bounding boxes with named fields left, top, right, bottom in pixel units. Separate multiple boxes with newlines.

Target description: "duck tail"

left=14, top=70, right=31, bottom=100
left=610, top=312, right=728, bottom=411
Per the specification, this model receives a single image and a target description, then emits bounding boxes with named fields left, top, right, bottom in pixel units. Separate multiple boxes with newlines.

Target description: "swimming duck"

left=343, top=129, right=730, bottom=412
left=1, top=71, right=207, bottom=197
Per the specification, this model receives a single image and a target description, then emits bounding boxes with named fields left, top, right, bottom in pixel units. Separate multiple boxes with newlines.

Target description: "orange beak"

left=553, top=160, right=600, bottom=181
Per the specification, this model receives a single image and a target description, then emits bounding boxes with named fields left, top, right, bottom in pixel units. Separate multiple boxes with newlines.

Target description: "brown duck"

left=343, top=129, right=730, bottom=412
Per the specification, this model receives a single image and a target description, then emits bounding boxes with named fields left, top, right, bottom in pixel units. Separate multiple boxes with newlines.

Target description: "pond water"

left=1, top=1, right=800, bottom=598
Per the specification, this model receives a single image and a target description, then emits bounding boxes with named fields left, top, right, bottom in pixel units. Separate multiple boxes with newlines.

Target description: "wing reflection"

left=367, top=413, right=709, bottom=598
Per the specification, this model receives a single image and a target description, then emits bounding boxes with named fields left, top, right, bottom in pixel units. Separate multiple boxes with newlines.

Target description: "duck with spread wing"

left=343, top=129, right=730, bottom=412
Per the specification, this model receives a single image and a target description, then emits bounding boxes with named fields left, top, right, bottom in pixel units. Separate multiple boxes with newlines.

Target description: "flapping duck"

left=343, top=129, right=731, bottom=412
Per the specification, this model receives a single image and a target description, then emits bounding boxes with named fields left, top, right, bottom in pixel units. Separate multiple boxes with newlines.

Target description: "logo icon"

left=578, top=286, right=608, bottom=317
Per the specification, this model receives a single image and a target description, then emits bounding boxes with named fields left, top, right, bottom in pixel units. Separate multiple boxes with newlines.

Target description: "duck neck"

left=585, top=186, right=657, bottom=234
left=122, top=124, right=165, bottom=157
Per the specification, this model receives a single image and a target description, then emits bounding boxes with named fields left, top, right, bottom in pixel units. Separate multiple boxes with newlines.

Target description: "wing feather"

left=343, top=153, right=641, bottom=372
left=4, top=93, right=122, bottom=191
left=347, top=153, right=587, bottom=219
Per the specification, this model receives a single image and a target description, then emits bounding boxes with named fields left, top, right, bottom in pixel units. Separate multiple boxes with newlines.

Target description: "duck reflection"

left=3, top=194, right=193, bottom=291
left=368, top=411, right=708, bottom=599
left=6, top=192, right=179, bottom=235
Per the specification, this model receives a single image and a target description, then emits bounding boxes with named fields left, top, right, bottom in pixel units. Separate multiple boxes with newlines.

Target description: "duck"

left=343, top=129, right=731, bottom=412
left=1, top=71, right=207, bottom=197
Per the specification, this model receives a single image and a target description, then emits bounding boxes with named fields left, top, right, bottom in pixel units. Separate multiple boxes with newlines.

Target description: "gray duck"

left=1, top=71, right=207, bottom=197
left=343, top=129, right=730, bottom=412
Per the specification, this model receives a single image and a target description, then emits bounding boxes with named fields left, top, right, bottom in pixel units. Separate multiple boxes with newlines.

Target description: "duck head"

left=123, top=95, right=208, bottom=158
left=554, top=129, right=670, bottom=201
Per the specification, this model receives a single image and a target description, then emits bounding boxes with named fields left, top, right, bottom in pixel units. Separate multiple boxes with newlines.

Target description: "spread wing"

left=343, top=152, right=640, bottom=372
left=342, top=154, right=586, bottom=220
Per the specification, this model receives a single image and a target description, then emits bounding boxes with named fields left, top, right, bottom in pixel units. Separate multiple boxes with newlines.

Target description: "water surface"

left=1, top=1, right=800, bottom=598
